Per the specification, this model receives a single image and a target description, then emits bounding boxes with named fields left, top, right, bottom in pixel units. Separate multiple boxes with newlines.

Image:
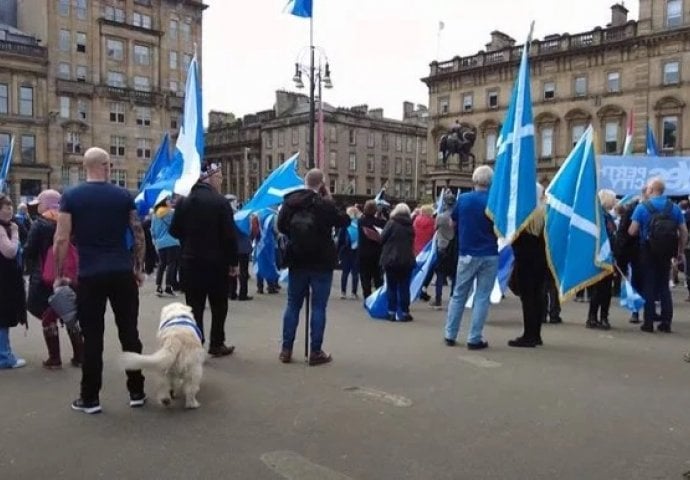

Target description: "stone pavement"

left=2, top=276, right=690, bottom=480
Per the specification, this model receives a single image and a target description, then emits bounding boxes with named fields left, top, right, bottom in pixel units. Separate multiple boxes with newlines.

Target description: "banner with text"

left=599, top=155, right=690, bottom=196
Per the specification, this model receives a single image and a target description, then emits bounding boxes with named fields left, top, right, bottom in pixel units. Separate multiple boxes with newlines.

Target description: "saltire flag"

left=374, top=185, right=390, bottom=207
left=545, top=125, right=614, bottom=300
left=464, top=244, right=514, bottom=308
left=486, top=28, right=537, bottom=244
left=620, top=269, right=644, bottom=313
left=135, top=132, right=172, bottom=215
left=234, top=153, right=304, bottom=235
left=284, top=0, right=312, bottom=17
left=254, top=210, right=281, bottom=283
left=646, top=123, right=659, bottom=156
left=0, top=136, right=14, bottom=193
left=623, top=110, right=634, bottom=155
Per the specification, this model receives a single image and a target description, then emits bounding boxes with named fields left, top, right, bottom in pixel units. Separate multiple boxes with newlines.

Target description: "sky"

left=201, top=0, right=639, bottom=124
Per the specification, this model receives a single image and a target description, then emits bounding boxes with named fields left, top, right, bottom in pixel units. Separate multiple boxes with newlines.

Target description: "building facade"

left=1, top=0, right=206, bottom=200
left=423, top=0, right=690, bottom=192
left=206, top=91, right=429, bottom=202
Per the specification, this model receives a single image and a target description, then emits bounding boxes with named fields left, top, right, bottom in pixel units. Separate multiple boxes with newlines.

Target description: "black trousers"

left=181, top=260, right=229, bottom=348
left=359, top=257, right=383, bottom=299
left=156, top=246, right=180, bottom=289
left=542, top=270, right=561, bottom=322
left=229, top=254, right=250, bottom=299
left=77, top=272, right=144, bottom=402
left=588, top=275, right=614, bottom=321
left=513, top=233, right=547, bottom=342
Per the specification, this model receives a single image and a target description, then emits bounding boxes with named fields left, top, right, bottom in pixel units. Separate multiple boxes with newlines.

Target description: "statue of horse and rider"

left=439, top=123, right=478, bottom=169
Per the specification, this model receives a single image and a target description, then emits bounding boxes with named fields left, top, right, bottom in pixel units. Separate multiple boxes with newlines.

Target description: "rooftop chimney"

left=610, top=3, right=628, bottom=27
left=486, top=30, right=516, bottom=52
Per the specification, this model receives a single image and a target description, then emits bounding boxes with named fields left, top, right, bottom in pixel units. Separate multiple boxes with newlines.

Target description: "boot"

left=599, top=317, right=611, bottom=331
left=67, top=327, right=84, bottom=368
left=585, top=315, right=600, bottom=329
left=42, top=327, right=62, bottom=369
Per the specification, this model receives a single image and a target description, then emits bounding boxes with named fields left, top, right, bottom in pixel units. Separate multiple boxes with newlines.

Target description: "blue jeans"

left=282, top=270, right=333, bottom=352
left=385, top=267, right=412, bottom=316
left=0, top=328, right=19, bottom=368
left=445, top=255, right=499, bottom=344
left=340, top=251, right=359, bottom=295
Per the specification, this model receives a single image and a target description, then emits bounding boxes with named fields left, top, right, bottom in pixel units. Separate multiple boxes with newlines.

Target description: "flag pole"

left=305, top=10, right=315, bottom=364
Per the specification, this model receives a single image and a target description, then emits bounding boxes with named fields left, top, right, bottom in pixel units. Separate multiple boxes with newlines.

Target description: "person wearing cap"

left=170, top=161, right=239, bottom=357
left=150, top=195, right=180, bottom=297
left=25, top=189, right=84, bottom=368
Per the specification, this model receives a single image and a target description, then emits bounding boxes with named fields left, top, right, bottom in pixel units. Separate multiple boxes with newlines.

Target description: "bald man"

left=629, top=178, right=688, bottom=333
left=54, top=147, right=146, bottom=414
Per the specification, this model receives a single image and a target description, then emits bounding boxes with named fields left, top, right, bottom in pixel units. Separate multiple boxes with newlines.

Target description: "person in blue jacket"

left=151, top=196, right=180, bottom=297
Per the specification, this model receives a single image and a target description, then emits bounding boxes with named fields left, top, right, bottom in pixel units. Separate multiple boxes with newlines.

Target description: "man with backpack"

left=277, top=169, right=350, bottom=365
left=628, top=178, right=688, bottom=333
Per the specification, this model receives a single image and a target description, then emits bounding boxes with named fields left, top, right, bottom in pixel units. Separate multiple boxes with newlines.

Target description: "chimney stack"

left=610, top=3, right=628, bottom=27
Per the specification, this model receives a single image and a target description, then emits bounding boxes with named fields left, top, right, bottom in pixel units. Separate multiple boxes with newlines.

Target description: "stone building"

left=423, top=0, right=690, bottom=192
left=205, top=91, right=429, bottom=202
left=1, top=0, right=206, bottom=200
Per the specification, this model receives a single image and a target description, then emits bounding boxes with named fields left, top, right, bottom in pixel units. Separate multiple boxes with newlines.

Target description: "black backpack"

left=286, top=202, right=320, bottom=262
left=644, top=200, right=678, bottom=259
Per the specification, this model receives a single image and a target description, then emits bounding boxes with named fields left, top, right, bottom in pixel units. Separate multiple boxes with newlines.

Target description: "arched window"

left=596, top=105, right=626, bottom=154
left=534, top=112, right=560, bottom=162
left=654, top=96, right=685, bottom=154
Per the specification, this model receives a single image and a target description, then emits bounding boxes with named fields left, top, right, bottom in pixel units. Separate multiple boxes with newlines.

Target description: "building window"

left=20, top=135, right=35, bottom=164
left=574, top=75, right=587, bottom=97
left=405, top=158, right=412, bottom=175
left=109, top=102, right=125, bottom=123
left=329, top=151, right=337, bottom=168
left=76, top=65, right=88, bottom=82
left=137, top=138, right=152, bottom=159
left=292, top=127, right=299, bottom=145
left=382, top=134, right=389, bottom=150
left=134, top=0, right=152, bottom=6
left=394, top=181, right=401, bottom=197
left=667, top=0, right=683, bottom=27
left=111, top=169, right=127, bottom=188
left=404, top=181, right=412, bottom=199
left=604, top=121, right=619, bottom=154
left=133, top=12, right=152, bottom=29
left=278, top=131, right=285, bottom=147
left=366, top=179, right=374, bottom=196
left=65, top=131, right=81, bottom=154
left=104, top=6, right=125, bottom=22
left=77, top=99, right=88, bottom=120
left=110, top=135, right=126, bottom=157
left=134, top=45, right=151, bottom=65
left=438, top=96, right=449, bottom=115
left=663, top=61, right=680, bottom=85
left=75, top=0, right=87, bottom=19
left=486, top=132, right=497, bottom=161
left=395, top=157, right=402, bottom=175
left=169, top=80, right=178, bottom=92
left=329, top=178, right=336, bottom=194
left=58, top=62, right=70, bottom=80
left=540, top=126, right=554, bottom=158
left=349, top=128, right=356, bottom=145
left=170, top=115, right=178, bottom=130
left=107, top=39, right=124, bottom=61
left=395, top=135, right=402, bottom=152
left=137, top=170, right=146, bottom=189
left=543, top=82, right=555, bottom=100
left=136, top=107, right=151, bottom=126
left=107, top=71, right=126, bottom=87
left=59, top=96, right=70, bottom=118
left=265, top=133, right=273, bottom=148
left=420, top=140, right=427, bottom=154
left=0, top=84, right=6, bottom=114
left=277, top=152, right=285, bottom=164
left=133, top=76, right=151, bottom=91
left=488, top=90, right=499, bottom=109
left=662, top=116, right=679, bottom=150
left=169, top=51, right=178, bottom=70
left=368, top=132, right=375, bottom=148
left=59, top=29, right=70, bottom=52
left=329, top=126, right=337, bottom=142
left=381, top=156, right=389, bottom=174
left=607, top=72, right=620, bottom=93
left=75, top=32, right=86, bottom=53
left=169, top=19, right=178, bottom=40
left=349, top=153, right=356, bottom=171
left=572, top=124, right=586, bottom=147
left=265, top=154, right=273, bottom=171
left=406, top=137, right=413, bottom=153
left=19, top=86, right=33, bottom=116
left=58, top=0, right=69, bottom=16
left=181, top=21, right=191, bottom=43
left=0, top=133, right=10, bottom=157
left=463, top=93, right=473, bottom=112
left=366, top=154, right=374, bottom=173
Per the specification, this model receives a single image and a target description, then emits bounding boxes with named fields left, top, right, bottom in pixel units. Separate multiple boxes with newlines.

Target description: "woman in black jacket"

left=24, top=190, right=83, bottom=368
left=358, top=200, right=387, bottom=299
left=380, top=203, right=416, bottom=322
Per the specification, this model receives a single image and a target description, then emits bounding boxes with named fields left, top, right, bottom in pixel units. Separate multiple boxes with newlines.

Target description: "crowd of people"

left=1, top=147, right=690, bottom=413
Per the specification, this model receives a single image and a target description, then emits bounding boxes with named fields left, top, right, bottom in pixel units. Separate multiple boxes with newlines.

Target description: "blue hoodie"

left=151, top=208, right=180, bottom=251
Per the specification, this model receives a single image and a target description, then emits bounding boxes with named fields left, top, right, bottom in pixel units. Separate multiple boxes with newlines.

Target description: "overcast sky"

left=201, top=0, right=639, bottom=124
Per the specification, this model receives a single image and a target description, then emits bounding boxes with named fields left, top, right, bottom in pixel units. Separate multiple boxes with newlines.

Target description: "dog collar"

left=160, top=316, right=203, bottom=342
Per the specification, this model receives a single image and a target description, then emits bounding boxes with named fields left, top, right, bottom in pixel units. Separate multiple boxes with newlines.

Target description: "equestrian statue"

left=439, top=122, right=477, bottom=169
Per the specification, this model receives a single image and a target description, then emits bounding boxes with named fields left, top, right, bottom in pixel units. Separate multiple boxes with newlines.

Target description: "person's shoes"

left=129, top=392, right=147, bottom=408
left=585, top=319, right=600, bottom=329
left=340, top=293, right=347, bottom=300
left=508, top=336, right=537, bottom=348
left=549, top=317, right=563, bottom=324
left=444, top=338, right=456, bottom=347
left=279, top=349, right=292, bottom=364
left=11, top=358, right=26, bottom=369
left=71, top=398, right=102, bottom=414
left=156, top=286, right=163, bottom=297
left=237, top=296, right=253, bottom=301
left=535, top=337, right=543, bottom=346
left=467, top=341, right=489, bottom=350
left=267, top=286, right=279, bottom=294
left=348, top=293, right=359, bottom=301
left=640, top=324, right=654, bottom=333
left=257, top=287, right=264, bottom=294
left=42, top=357, right=62, bottom=369
left=387, top=312, right=396, bottom=322
left=657, top=323, right=672, bottom=333
left=308, top=350, right=332, bottom=366
left=629, top=314, right=641, bottom=324
left=208, top=344, right=235, bottom=357
left=164, top=286, right=176, bottom=297
left=599, top=319, right=611, bottom=331
left=229, top=294, right=238, bottom=301
left=398, top=313, right=413, bottom=322
left=429, top=300, right=442, bottom=310
left=420, top=291, right=431, bottom=302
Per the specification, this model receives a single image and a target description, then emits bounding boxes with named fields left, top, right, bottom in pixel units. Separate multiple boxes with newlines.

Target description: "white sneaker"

left=340, top=294, right=347, bottom=300
left=348, top=293, right=359, bottom=300
left=12, top=358, right=26, bottom=369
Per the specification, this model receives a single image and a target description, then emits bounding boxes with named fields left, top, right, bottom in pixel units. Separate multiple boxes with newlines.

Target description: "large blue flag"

left=254, top=211, right=280, bottom=283
left=285, top=0, right=312, bottom=17
left=486, top=33, right=537, bottom=244
left=545, top=125, right=613, bottom=300
left=234, top=153, right=304, bottom=235
left=374, top=186, right=390, bottom=207
left=135, top=133, right=172, bottom=215
left=646, top=123, right=659, bottom=156
left=0, top=136, right=14, bottom=193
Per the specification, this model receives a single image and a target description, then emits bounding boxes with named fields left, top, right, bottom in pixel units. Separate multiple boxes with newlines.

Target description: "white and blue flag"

left=545, top=125, right=613, bottom=300
left=284, top=0, right=312, bottom=17
left=374, top=186, right=390, bottom=207
left=0, top=136, right=14, bottom=193
left=234, top=153, right=304, bottom=235
left=620, top=269, right=644, bottom=313
left=646, top=123, right=659, bottom=156
left=486, top=31, right=537, bottom=244
left=254, top=210, right=281, bottom=283
left=135, top=133, right=172, bottom=215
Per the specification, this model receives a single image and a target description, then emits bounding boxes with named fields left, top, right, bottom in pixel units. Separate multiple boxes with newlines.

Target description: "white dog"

left=121, top=302, right=205, bottom=409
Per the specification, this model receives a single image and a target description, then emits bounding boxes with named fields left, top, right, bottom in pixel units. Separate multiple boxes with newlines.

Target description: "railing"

left=166, top=95, right=184, bottom=109
left=570, top=32, right=595, bottom=48
left=56, top=79, right=94, bottom=96
left=0, top=40, right=47, bottom=58
left=96, top=85, right=161, bottom=105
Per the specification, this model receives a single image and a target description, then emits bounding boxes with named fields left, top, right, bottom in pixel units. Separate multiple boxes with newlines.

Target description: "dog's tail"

left=120, top=346, right=176, bottom=372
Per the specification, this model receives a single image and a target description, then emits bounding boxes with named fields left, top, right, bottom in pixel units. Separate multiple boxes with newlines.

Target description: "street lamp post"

left=292, top=48, right=332, bottom=170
